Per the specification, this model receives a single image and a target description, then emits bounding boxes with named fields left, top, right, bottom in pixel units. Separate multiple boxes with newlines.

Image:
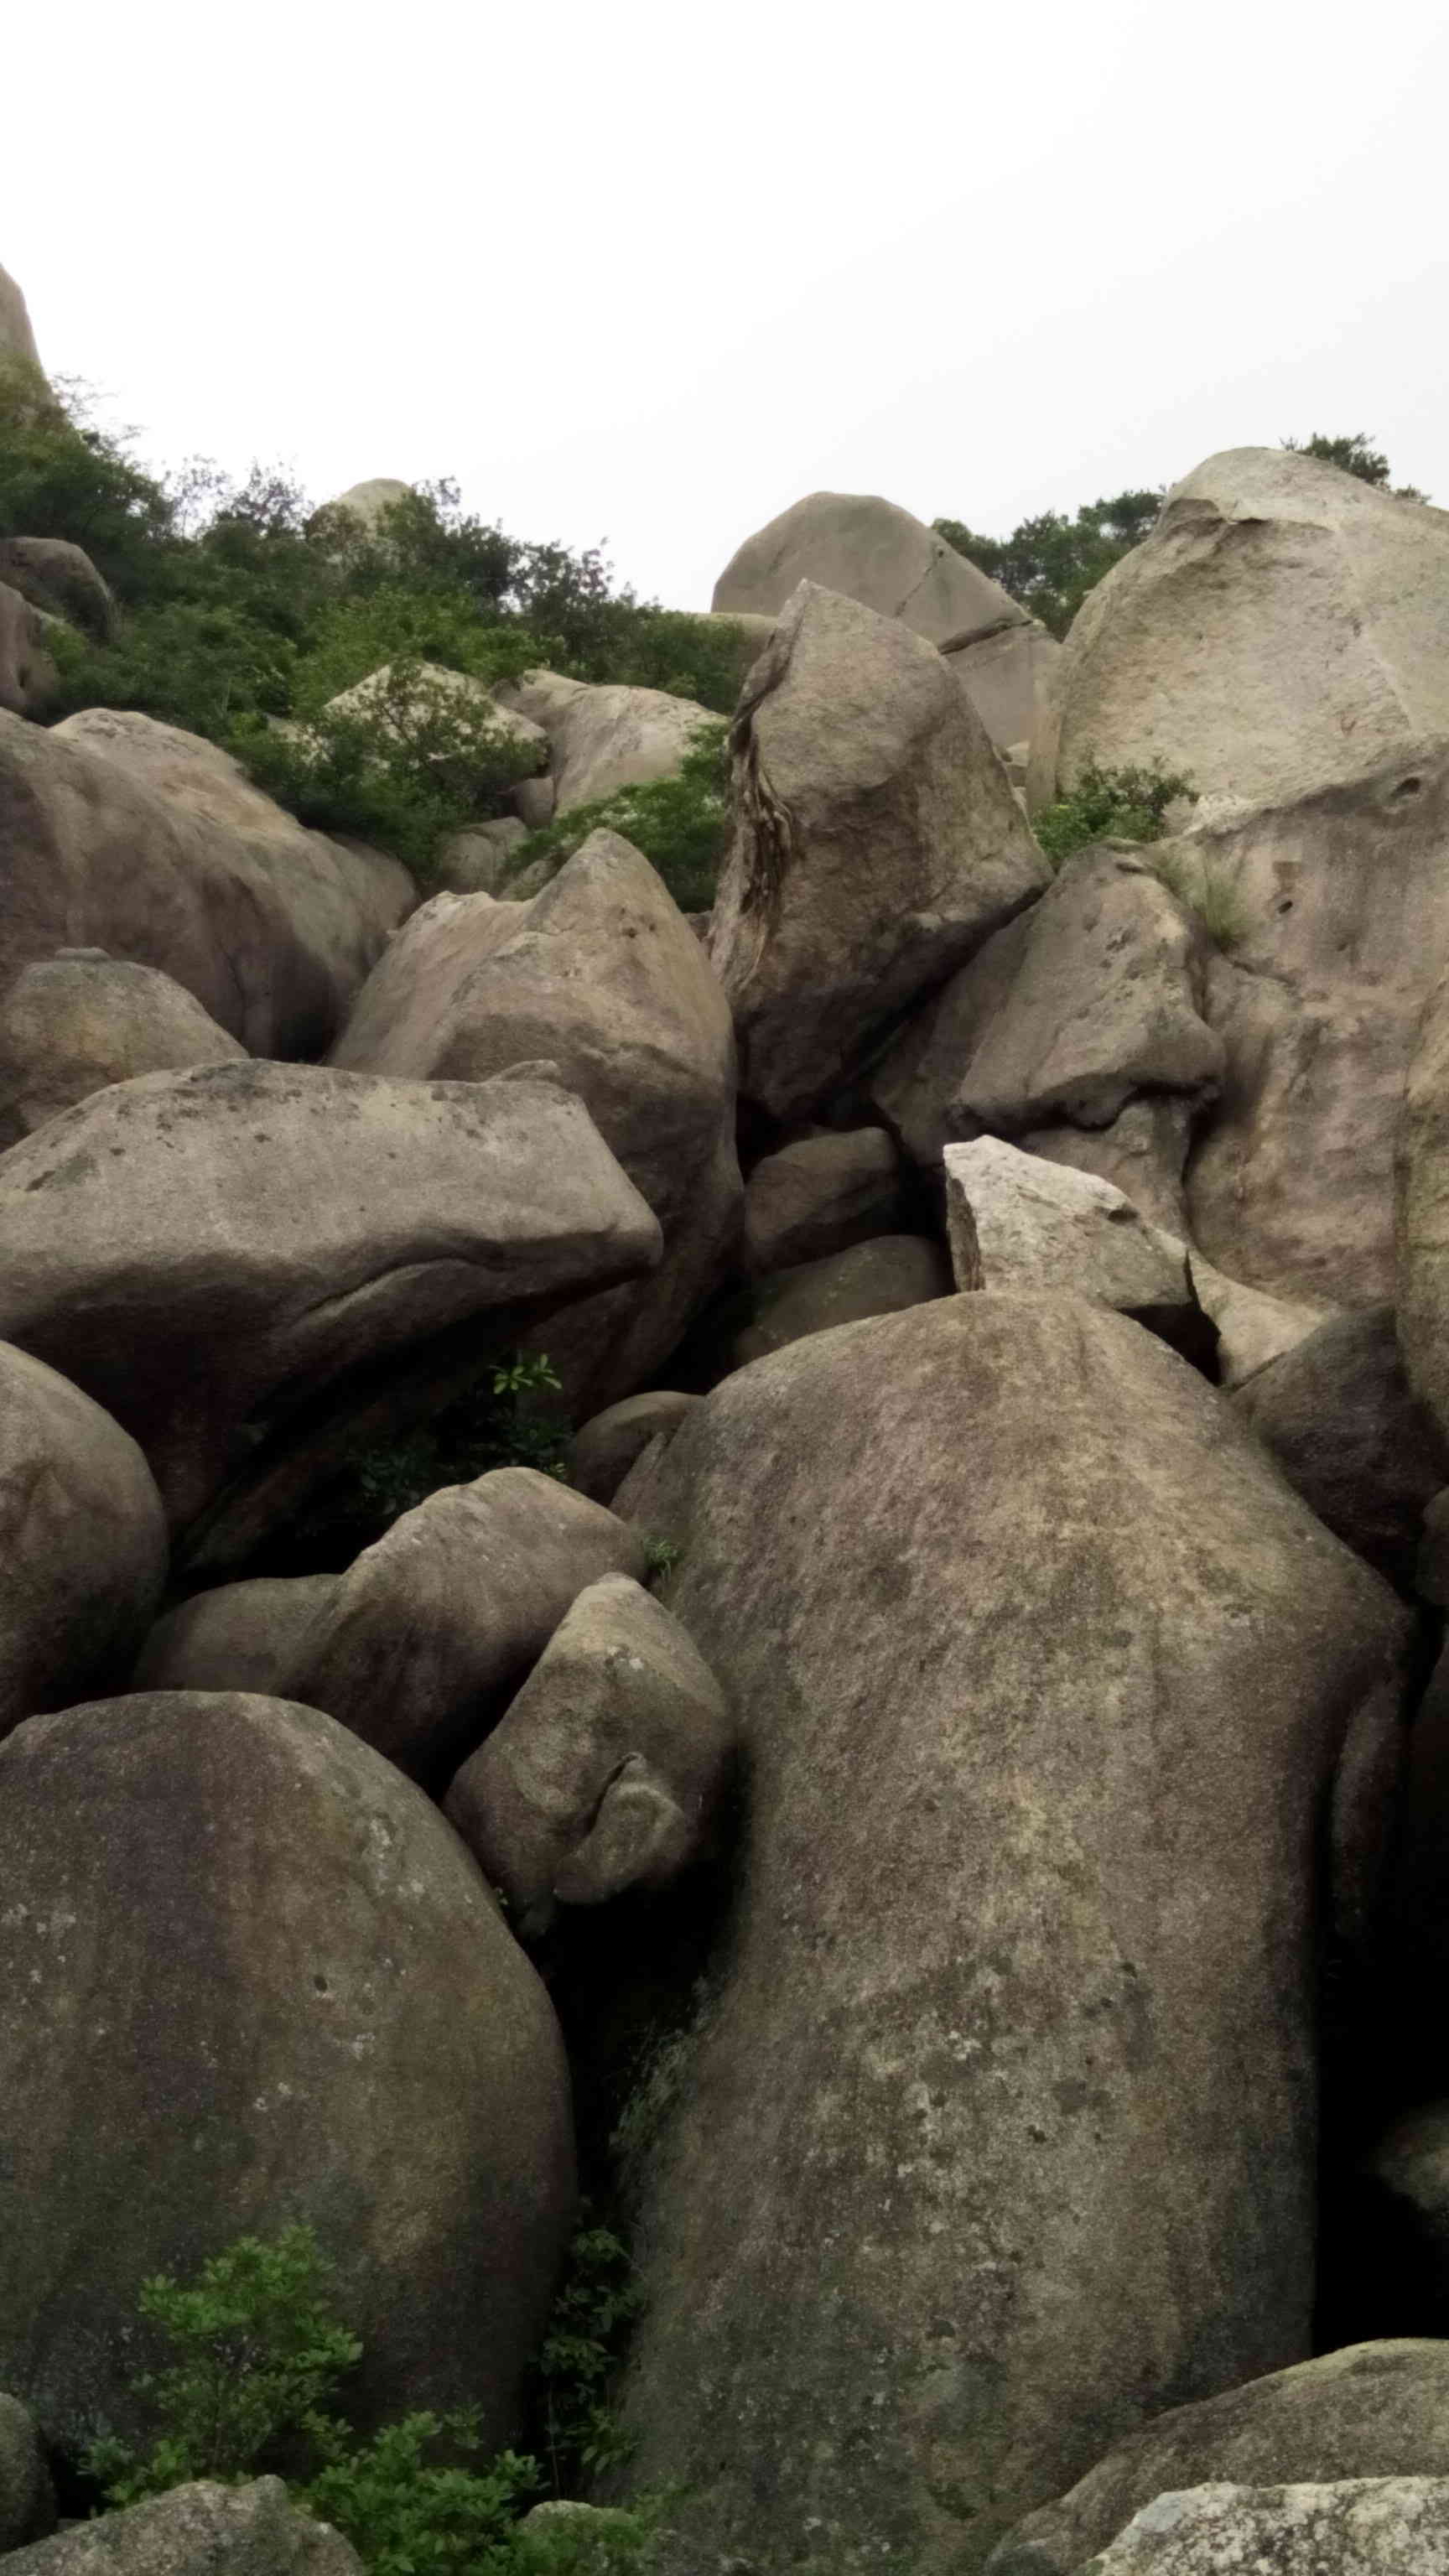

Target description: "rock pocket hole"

left=1392, top=775, right=1425, bottom=799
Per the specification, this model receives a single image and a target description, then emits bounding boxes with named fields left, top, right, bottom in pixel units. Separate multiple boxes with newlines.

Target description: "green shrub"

left=1147, top=845, right=1250, bottom=950
left=506, top=724, right=730, bottom=913
left=0, top=362, right=175, bottom=595
left=935, top=491, right=1162, bottom=638
left=529, top=2218, right=644, bottom=2496
left=232, top=659, right=545, bottom=873
left=281, top=1352, right=569, bottom=1571
left=1280, top=431, right=1427, bottom=499
left=1032, top=757, right=1195, bottom=867
left=84, top=2226, right=361, bottom=2504
left=86, top=2224, right=662, bottom=2576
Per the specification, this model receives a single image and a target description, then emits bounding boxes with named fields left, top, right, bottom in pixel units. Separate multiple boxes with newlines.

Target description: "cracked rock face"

left=709, top=581, right=1046, bottom=1121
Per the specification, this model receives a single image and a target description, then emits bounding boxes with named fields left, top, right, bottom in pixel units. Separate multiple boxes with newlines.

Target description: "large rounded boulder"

left=614, top=1295, right=1408, bottom=2571
left=0, top=1342, right=166, bottom=1746
left=0, top=1691, right=574, bottom=2449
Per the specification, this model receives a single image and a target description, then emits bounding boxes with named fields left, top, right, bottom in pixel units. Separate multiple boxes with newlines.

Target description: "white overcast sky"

left=6, top=0, right=1447, bottom=609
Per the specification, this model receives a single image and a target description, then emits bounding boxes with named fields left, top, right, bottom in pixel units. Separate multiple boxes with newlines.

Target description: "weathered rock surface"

left=0, top=2392, right=53, bottom=2553
left=0, top=1343, right=166, bottom=1748
left=1395, top=959, right=1449, bottom=1455
left=1031, top=447, right=1449, bottom=811
left=615, top=1296, right=1407, bottom=2571
left=733, top=1234, right=950, bottom=1368
left=333, top=830, right=739, bottom=1400
left=1071, top=2477, right=1449, bottom=2576
left=1233, top=1308, right=1446, bottom=1584
left=0, top=709, right=413, bottom=1058
left=1021, top=1102, right=1197, bottom=1238
left=0, top=538, right=114, bottom=640
left=0, top=1061, right=661, bottom=1535
left=709, top=582, right=1046, bottom=1120
left=435, top=817, right=527, bottom=891
left=988, top=2342, right=1449, bottom=2576
left=0, top=1694, right=573, bottom=2447
left=944, top=1141, right=1201, bottom=1353
left=1187, top=1257, right=1334, bottom=1391
left=496, top=671, right=717, bottom=813
left=133, top=1576, right=340, bottom=1696
left=743, top=1128, right=907, bottom=1274
left=445, top=1571, right=734, bottom=1930
left=1171, top=745, right=1449, bottom=1306
left=0, top=953, right=247, bottom=1145
left=713, top=491, right=1023, bottom=652
left=290, top=1468, right=648, bottom=1778
left=0, top=265, right=40, bottom=371
left=0, top=583, right=57, bottom=720
left=943, top=618, right=1061, bottom=761
left=0, top=2480, right=358, bottom=2576
left=1356, top=2109, right=1449, bottom=2332
left=569, top=1392, right=700, bottom=1504
left=869, top=849, right=1219, bottom=1173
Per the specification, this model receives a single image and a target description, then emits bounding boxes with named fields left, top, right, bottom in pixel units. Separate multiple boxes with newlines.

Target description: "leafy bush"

left=529, top=2218, right=644, bottom=2496
left=0, top=362, right=174, bottom=595
left=85, top=2227, right=361, bottom=2504
left=233, top=661, right=546, bottom=871
left=86, top=2224, right=661, bottom=2576
left=506, top=724, right=730, bottom=913
left=1032, top=758, right=1195, bottom=866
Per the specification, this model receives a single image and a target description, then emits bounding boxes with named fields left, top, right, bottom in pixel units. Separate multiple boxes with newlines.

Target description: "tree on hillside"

left=1280, top=431, right=1426, bottom=500
left=933, top=491, right=1162, bottom=639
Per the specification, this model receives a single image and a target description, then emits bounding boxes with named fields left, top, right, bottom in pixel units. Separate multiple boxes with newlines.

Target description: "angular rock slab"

left=615, top=1296, right=1407, bottom=2572
left=495, top=670, right=719, bottom=813
left=332, top=831, right=740, bottom=1405
left=0, top=1061, right=661, bottom=1535
left=988, top=2340, right=1449, bottom=2576
left=289, top=1467, right=649, bottom=1779
left=709, top=582, right=1046, bottom=1121
left=712, top=490, right=1024, bottom=653
left=0, top=1694, right=574, bottom=2449
left=1031, top=444, right=1449, bottom=811
left=1072, top=2478, right=1449, bottom=2576
left=0, top=1341, right=166, bottom=1748
left=445, top=1570, right=735, bottom=1931
left=743, top=1127, right=907, bottom=1275
left=944, top=1139, right=1202, bottom=1354
left=1233, top=1307, right=1446, bottom=1585
left=0, top=2480, right=358, bottom=2576
left=0, top=709, right=413, bottom=1059
left=1180, top=743, right=1449, bottom=1306
left=0, top=953, right=247, bottom=1148
left=569, top=1392, right=700, bottom=1504
left=732, top=1233, right=951, bottom=1368
left=869, top=847, right=1219, bottom=1172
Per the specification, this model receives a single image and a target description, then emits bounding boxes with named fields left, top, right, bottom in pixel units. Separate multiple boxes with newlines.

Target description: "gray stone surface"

left=615, top=1296, right=1407, bottom=2572
left=1031, top=445, right=1449, bottom=812
left=0, top=2481, right=357, bottom=2576
left=732, top=1233, right=950, bottom=1368
left=944, top=1140, right=1197, bottom=1347
left=496, top=670, right=718, bottom=813
left=569, top=1392, right=700, bottom=1504
left=1233, top=1307, right=1446, bottom=1583
left=1, top=709, right=413, bottom=1059
left=0, top=1696, right=573, bottom=2450
left=1072, top=2477, right=1449, bottom=2576
left=988, top=2342, right=1449, bottom=2576
left=0, top=953, right=247, bottom=1147
left=446, top=1570, right=734, bottom=1930
left=743, top=1128, right=906, bottom=1275
left=0, top=1341, right=166, bottom=1749
left=0, top=264, right=41, bottom=371
left=0, top=2392, right=53, bottom=2553
left=0, top=1060, right=660, bottom=1536
left=712, top=491, right=1024, bottom=652
left=709, top=581, right=1046, bottom=1120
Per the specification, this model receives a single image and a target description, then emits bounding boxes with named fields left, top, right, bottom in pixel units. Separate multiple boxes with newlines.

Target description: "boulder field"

left=4, top=406, right=1449, bottom=2576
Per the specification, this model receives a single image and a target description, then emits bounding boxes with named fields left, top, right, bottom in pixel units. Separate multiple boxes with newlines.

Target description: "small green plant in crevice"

left=528, top=2214, right=645, bottom=2500
left=505, top=723, right=730, bottom=914
left=1146, top=844, right=1252, bottom=950
left=279, top=1351, right=569, bottom=1572
left=1032, top=757, right=1197, bottom=867
left=641, top=1538, right=681, bottom=1585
